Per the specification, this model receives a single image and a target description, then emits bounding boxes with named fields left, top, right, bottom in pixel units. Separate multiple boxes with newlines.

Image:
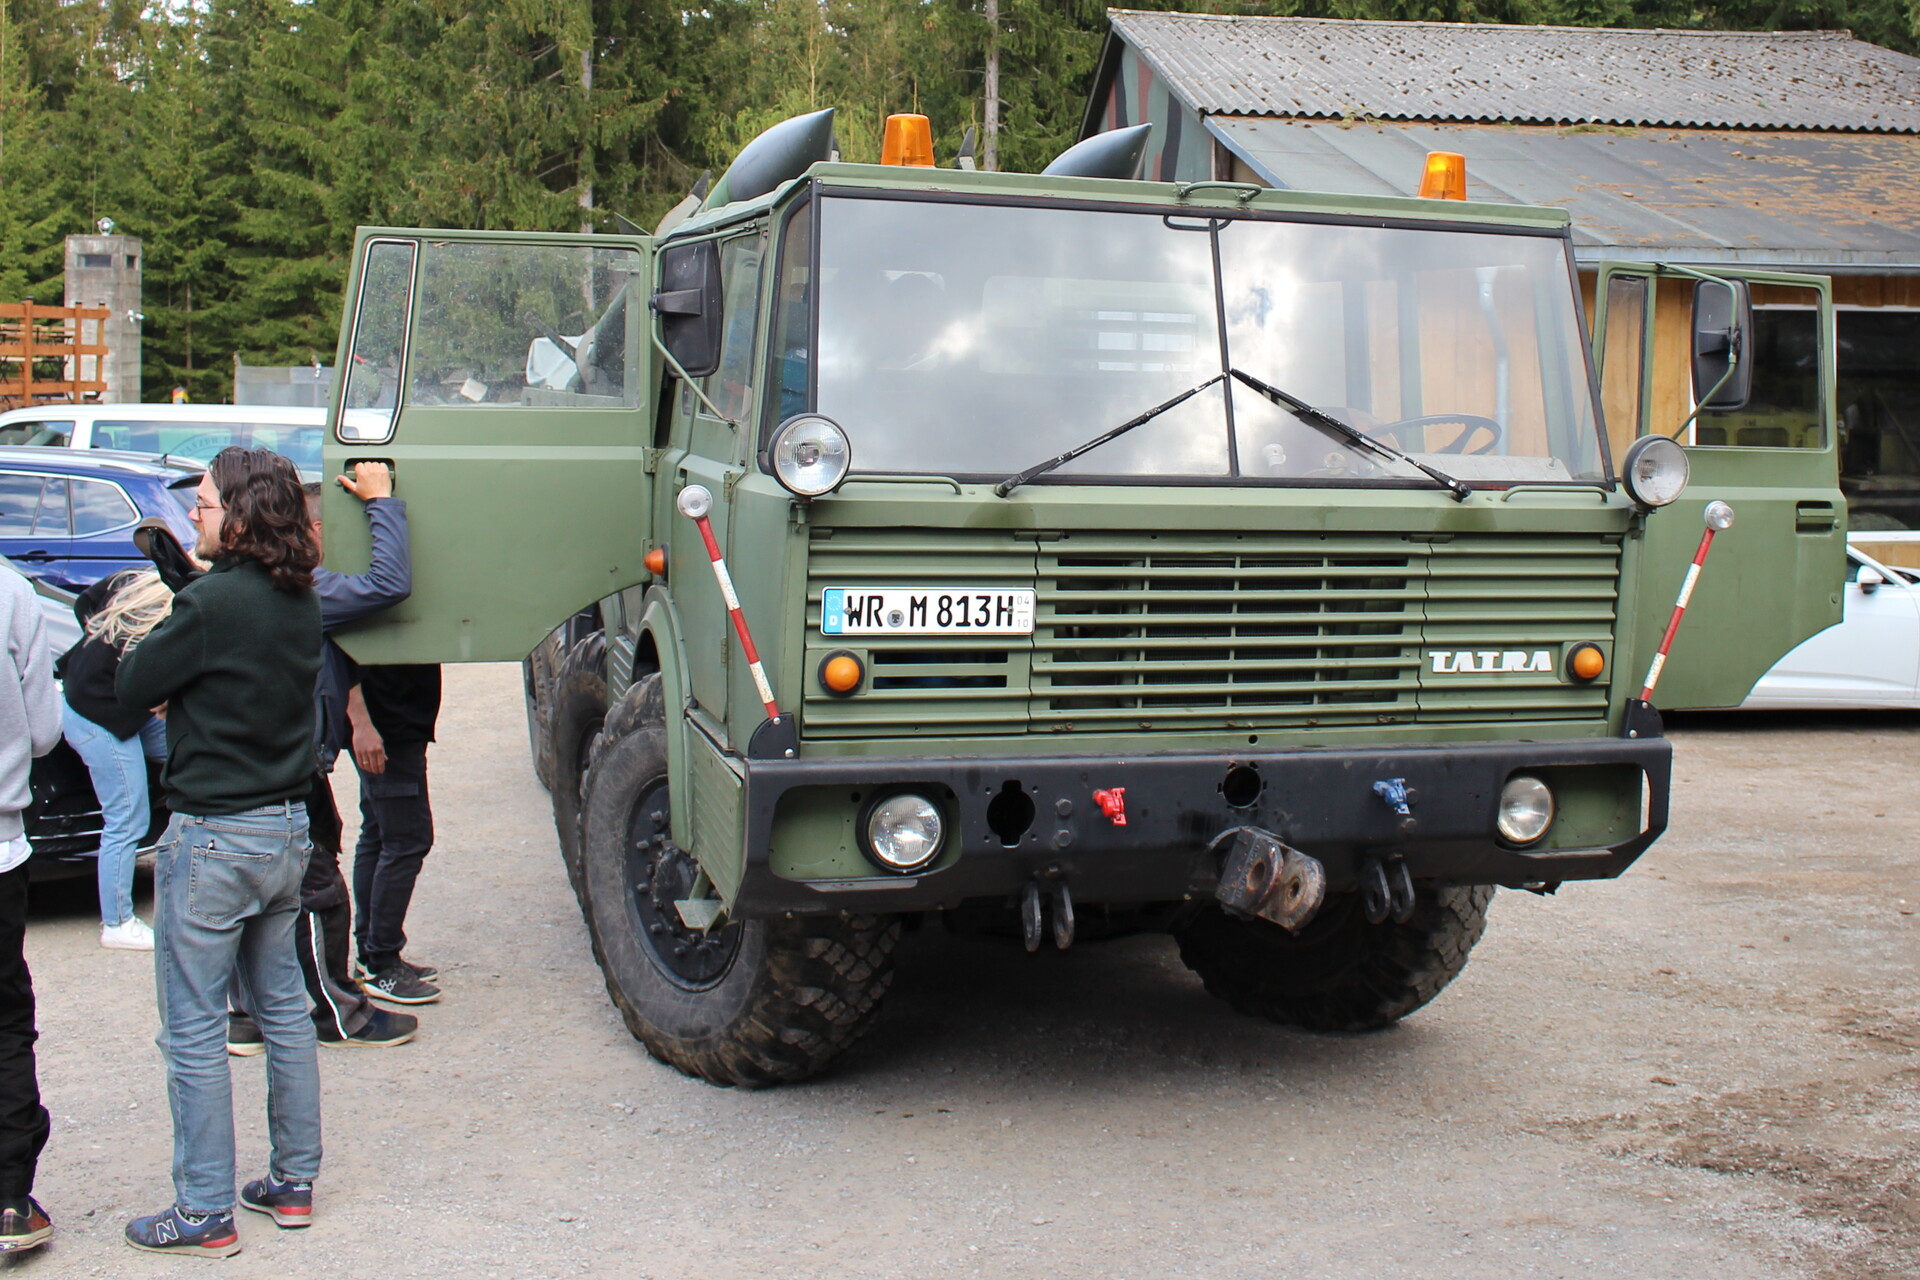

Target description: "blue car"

left=0, top=448, right=201, bottom=593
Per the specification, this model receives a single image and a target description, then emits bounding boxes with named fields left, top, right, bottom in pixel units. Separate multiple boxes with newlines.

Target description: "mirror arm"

left=1669, top=341, right=1741, bottom=440
left=650, top=331, right=740, bottom=428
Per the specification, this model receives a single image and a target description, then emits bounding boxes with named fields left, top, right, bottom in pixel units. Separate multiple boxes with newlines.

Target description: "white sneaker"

left=100, top=917, right=155, bottom=951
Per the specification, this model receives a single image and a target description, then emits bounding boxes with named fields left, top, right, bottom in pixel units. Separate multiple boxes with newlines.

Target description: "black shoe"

left=356, top=954, right=438, bottom=983
left=318, top=1007, right=419, bottom=1048
left=227, top=1012, right=265, bottom=1057
left=240, top=1173, right=313, bottom=1228
left=0, top=1197, right=52, bottom=1253
left=366, top=965, right=441, bottom=1005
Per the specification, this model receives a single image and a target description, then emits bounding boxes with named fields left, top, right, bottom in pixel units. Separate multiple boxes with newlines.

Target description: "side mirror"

left=652, top=241, right=723, bottom=378
left=1691, top=278, right=1754, bottom=412
left=1858, top=567, right=1886, bottom=595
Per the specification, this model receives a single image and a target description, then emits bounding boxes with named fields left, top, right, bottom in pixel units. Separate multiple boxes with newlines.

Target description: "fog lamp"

left=1497, top=775, right=1555, bottom=846
left=864, top=794, right=943, bottom=872
left=1622, top=436, right=1689, bottom=509
left=769, top=415, right=852, bottom=498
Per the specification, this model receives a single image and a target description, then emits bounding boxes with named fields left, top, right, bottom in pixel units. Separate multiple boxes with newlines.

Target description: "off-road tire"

left=1175, top=883, right=1494, bottom=1031
left=580, top=688, right=900, bottom=1087
left=547, top=632, right=607, bottom=913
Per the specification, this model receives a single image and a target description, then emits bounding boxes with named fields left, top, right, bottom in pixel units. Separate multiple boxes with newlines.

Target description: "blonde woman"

left=58, top=569, right=174, bottom=949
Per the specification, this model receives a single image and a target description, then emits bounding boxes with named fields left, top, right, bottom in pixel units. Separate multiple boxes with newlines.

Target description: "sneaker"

left=101, top=917, right=155, bottom=951
left=366, top=965, right=440, bottom=1005
left=356, top=955, right=438, bottom=983
left=124, top=1205, right=241, bottom=1257
left=318, top=1006, right=418, bottom=1048
left=227, top=1012, right=264, bottom=1057
left=239, top=1174, right=312, bottom=1228
left=0, top=1197, right=52, bottom=1253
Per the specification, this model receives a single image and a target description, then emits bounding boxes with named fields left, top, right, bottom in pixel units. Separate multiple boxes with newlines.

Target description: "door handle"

left=14, top=549, right=52, bottom=561
left=1795, top=501, right=1838, bottom=533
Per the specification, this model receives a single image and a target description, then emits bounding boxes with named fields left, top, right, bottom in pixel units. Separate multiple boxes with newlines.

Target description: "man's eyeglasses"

left=192, top=501, right=223, bottom=513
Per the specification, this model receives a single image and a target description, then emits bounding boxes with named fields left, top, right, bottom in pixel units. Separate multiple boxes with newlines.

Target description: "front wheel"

left=1175, top=883, right=1493, bottom=1031
left=579, top=687, right=900, bottom=1087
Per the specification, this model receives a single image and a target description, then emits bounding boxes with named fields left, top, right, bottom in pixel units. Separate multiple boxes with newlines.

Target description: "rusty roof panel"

left=1112, top=11, right=1920, bottom=133
left=1207, top=118, right=1920, bottom=268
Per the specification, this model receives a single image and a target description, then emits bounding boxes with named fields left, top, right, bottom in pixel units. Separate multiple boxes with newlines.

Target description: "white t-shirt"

left=0, top=833, right=29, bottom=875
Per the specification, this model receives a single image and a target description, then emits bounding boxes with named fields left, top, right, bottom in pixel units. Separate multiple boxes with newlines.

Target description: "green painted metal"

left=1593, top=264, right=1846, bottom=709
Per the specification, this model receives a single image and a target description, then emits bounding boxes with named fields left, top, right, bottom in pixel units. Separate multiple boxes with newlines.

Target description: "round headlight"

left=769, top=414, right=852, bottom=498
left=864, top=793, right=943, bottom=873
left=1496, top=775, right=1555, bottom=846
left=1621, top=435, right=1689, bottom=509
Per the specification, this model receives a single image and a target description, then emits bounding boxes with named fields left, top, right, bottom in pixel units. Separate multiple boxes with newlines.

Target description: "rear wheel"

left=1175, top=883, right=1494, bottom=1031
left=580, top=682, right=900, bottom=1087
left=547, top=632, right=606, bottom=914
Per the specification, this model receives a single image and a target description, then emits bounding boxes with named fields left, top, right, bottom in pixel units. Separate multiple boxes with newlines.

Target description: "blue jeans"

left=154, top=804, right=322, bottom=1214
left=62, top=707, right=166, bottom=926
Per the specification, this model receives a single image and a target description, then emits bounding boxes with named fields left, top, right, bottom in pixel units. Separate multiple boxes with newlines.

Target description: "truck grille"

left=804, top=529, right=1618, bottom=739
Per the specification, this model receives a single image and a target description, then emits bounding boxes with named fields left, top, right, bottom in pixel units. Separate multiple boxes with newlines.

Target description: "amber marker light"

left=1567, top=643, right=1606, bottom=683
left=1417, top=151, right=1468, bottom=201
left=881, top=114, right=935, bottom=167
left=820, top=651, right=864, bottom=696
left=643, top=547, right=667, bottom=577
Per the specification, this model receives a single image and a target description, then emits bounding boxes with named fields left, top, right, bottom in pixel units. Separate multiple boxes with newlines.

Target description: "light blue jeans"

left=154, top=804, right=322, bottom=1214
left=61, top=706, right=167, bottom=926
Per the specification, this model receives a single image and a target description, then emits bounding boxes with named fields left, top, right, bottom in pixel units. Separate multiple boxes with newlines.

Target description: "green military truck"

left=319, top=110, right=1844, bottom=1087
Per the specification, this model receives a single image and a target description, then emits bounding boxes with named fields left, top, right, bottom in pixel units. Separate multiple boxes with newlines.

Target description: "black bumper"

left=731, top=736, right=1671, bottom=916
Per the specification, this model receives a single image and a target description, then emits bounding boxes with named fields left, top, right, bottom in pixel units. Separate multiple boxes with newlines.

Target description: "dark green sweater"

left=117, top=559, right=321, bottom=816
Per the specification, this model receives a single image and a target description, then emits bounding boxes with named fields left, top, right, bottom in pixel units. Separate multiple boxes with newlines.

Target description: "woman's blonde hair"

left=86, top=570, right=176, bottom=651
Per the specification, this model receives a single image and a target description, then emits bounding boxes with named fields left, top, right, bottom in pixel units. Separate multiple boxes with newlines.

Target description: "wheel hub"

left=624, top=778, right=742, bottom=990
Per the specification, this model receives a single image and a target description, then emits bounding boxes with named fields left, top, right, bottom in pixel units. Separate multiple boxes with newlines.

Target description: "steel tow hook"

left=1020, top=879, right=1077, bottom=951
left=1361, top=855, right=1417, bottom=925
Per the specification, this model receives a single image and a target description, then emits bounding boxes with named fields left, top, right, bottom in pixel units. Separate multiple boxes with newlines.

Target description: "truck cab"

left=322, top=112, right=1843, bottom=1087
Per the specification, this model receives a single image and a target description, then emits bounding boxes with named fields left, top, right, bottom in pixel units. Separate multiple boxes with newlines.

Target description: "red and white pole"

left=1639, top=500, right=1735, bottom=703
left=677, top=485, right=780, bottom=722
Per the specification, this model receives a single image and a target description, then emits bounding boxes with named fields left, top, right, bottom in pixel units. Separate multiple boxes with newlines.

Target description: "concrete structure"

left=1082, top=12, right=1920, bottom=528
left=63, top=233, right=142, bottom=403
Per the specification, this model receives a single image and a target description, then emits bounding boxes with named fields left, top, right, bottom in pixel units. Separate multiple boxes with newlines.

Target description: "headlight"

left=769, top=414, right=852, bottom=498
left=864, top=793, right=943, bottom=872
left=1496, top=775, right=1555, bottom=845
left=1621, top=435, right=1689, bottom=509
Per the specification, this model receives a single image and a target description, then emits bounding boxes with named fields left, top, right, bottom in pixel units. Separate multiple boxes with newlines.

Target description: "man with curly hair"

left=116, top=447, right=323, bottom=1257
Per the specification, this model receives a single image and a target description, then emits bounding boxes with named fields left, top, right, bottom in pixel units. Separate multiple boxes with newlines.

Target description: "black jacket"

left=116, top=559, right=321, bottom=816
left=58, top=573, right=151, bottom=740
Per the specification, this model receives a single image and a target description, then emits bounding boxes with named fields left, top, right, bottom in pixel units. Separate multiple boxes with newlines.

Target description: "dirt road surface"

left=15, top=664, right=1919, bottom=1278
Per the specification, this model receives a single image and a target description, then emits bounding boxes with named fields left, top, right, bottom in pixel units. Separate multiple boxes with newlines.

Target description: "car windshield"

left=782, top=195, right=1606, bottom=486
left=92, top=420, right=323, bottom=477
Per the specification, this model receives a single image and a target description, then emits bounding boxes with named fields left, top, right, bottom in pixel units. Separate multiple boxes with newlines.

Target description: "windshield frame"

left=762, top=181, right=1616, bottom=491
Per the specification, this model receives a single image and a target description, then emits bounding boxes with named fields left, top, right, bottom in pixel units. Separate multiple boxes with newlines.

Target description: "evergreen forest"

left=1, top=0, right=1915, bottom=402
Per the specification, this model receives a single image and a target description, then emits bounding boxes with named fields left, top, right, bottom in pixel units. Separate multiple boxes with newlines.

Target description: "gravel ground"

left=11, top=664, right=1918, bottom=1278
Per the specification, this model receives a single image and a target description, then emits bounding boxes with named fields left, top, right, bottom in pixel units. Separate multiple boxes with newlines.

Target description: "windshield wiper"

left=995, top=373, right=1226, bottom=498
left=1229, top=368, right=1472, bottom=502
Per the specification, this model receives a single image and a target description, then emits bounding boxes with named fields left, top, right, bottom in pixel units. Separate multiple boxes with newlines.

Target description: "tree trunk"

left=983, top=0, right=999, bottom=172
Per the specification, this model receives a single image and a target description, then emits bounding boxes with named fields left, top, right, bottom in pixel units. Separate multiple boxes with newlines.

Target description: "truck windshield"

left=785, top=194, right=1606, bottom=486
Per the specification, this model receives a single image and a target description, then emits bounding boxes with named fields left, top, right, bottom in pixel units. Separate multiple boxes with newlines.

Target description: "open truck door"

left=320, top=229, right=654, bottom=664
left=1593, top=264, right=1845, bottom=710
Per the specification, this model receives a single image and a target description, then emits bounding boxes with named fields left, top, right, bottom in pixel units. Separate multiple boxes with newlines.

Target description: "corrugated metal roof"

left=1110, top=11, right=1920, bottom=132
left=1206, top=117, right=1920, bottom=268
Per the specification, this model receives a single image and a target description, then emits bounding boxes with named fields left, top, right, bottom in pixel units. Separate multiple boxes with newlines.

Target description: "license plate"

left=821, top=587, right=1036, bottom=636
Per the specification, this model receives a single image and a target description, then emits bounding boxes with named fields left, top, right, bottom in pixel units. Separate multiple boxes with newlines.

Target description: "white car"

left=1741, top=546, right=1920, bottom=709
left=0, top=403, right=325, bottom=477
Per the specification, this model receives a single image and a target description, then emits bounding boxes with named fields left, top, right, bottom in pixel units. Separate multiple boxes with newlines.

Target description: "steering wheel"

left=1367, top=414, right=1504, bottom=456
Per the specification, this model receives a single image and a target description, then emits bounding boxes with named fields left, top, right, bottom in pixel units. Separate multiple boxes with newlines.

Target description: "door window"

left=410, top=241, right=645, bottom=411
left=0, top=475, right=43, bottom=533
left=31, top=478, right=68, bottom=535
left=1696, top=293, right=1824, bottom=450
left=1597, top=275, right=1648, bottom=459
left=702, top=236, right=764, bottom=423
left=338, top=239, right=418, bottom=443
left=0, top=420, right=72, bottom=446
left=70, top=479, right=137, bottom=535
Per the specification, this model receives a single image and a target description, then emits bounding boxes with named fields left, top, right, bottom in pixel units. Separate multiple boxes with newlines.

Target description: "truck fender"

left=635, top=587, right=693, bottom=848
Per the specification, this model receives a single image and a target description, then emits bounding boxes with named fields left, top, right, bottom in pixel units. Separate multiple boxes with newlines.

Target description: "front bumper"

left=732, top=736, right=1671, bottom=916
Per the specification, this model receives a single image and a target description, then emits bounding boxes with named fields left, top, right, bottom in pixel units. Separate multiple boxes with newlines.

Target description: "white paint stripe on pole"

left=747, top=660, right=776, bottom=709
left=1675, top=562, right=1702, bottom=610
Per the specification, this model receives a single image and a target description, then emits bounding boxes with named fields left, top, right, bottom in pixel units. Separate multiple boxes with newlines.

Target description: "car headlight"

left=1496, top=775, right=1555, bottom=845
left=1621, top=435, right=1689, bottom=509
left=769, top=414, right=852, bottom=498
left=863, top=793, right=943, bottom=873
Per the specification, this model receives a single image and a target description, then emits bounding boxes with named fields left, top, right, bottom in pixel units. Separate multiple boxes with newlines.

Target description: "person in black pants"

left=349, top=664, right=443, bottom=1004
left=0, top=560, right=60, bottom=1254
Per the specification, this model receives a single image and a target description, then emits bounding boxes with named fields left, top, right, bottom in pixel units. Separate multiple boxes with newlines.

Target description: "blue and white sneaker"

left=125, top=1204, right=242, bottom=1257
left=240, top=1173, right=313, bottom=1228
